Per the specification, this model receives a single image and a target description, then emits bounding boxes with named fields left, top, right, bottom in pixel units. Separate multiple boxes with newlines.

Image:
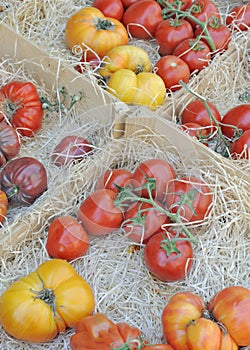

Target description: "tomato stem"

left=159, top=0, right=216, bottom=51
left=41, top=87, right=83, bottom=113
left=30, top=274, right=57, bottom=315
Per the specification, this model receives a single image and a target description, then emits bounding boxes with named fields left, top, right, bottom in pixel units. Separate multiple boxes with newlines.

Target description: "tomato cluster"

left=66, top=1, right=249, bottom=100
left=179, top=99, right=250, bottom=159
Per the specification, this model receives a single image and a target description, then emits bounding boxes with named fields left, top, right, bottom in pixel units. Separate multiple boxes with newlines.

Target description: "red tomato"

left=194, top=22, right=231, bottom=52
left=154, top=55, right=190, bottom=92
left=51, top=135, right=92, bottom=167
left=93, top=0, right=124, bottom=21
left=77, top=189, right=123, bottom=236
left=221, top=104, right=250, bottom=139
left=181, top=99, right=221, bottom=134
left=0, top=123, right=21, bottom=167
left=180, top=122, right=209, bottom=146
left=230, top=129, right=250, bottom=160
left=121, top=0, right=138, bottom=9
left=133, top=158, right=176, bottom=202
left=185, top=0, right=221, bottom=28
left=161, top=0, right=192, bottom=11
left=173, top=38, right=211, bottom=72
left=46, top=215, right=90, bottom=261
left=0, top=81, right=44, bottom=137
left=155, top=19, right=194, bottom=56
left=144, top=229, right=193, bottom=282
left=122, top=0, right=163, bottom=39
left=95, top=168, right=133, bottom=193
left=122, top=200, right=170, bottom=243
left=208, top=286, right=250, bottom=346
left=165, top=176, right=213, bottom=223
left=226, top=4, right=250, bottom=31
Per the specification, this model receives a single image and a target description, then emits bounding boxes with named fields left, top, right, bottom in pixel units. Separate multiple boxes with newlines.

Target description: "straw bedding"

left=0, top=1, right=249, bottom=349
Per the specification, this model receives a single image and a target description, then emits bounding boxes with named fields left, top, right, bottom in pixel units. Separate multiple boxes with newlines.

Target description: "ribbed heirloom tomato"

left=0, top=123, right=21, bottom=167
left=46, top=215, right=90, bottom=261
left=65, top=7, right=128, bottom=61
left=0, top=259, right=95, bottom=343
left=0, top=81, right=44, bottom=137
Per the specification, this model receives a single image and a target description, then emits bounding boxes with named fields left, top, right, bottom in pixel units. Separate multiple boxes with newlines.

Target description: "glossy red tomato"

left=226, top=4, right=250, bottom=31
left=95, top=168, right=133, bottom=193
left=230, top=129, right=250, bottom=160
left=46, top=215, right=90, bottom=261
left=122, top=200, right=170, bottom=243
left=122, top=0, right=163, bottom=39
left=133, top=158, right=176, bottom=202
left=155, top=19, right=194, bottom=56
left=161, top=0, right=192, bottom=11
left=77, top=189, right=123, bottom=236
left=144, top=229, right=193, bottom=282
left=185, top=0, right=221, bottom=28
left=154, top=55, right=190, bottom=92
left=173, top=38, right=211, bottom=72
left=51, top=135, right=92, bottom=167
left=93, top=0, right=124, bottom=21
left=181, top=99, right=221, bottom=134
left=180, top=122, right=209, bottom=146
left=194, top=22, right=231, bottom=52
left=221, top=104, right=250, bottom=139
left=165, top=176, right=213, bottom=223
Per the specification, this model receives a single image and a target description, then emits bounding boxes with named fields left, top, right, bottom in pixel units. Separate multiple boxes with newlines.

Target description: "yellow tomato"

left=107, top=69, right=165, bottom=110
left=65, top=7, right=128, bottom=61
left=0, top=259, right=95, bottom=343
left=98, top=45, right=151, bottom=78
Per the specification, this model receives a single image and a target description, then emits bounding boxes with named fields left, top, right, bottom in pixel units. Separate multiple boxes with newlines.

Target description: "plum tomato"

left=77, top=189, right=123, bottom=236
left=173, top=38, right=212, bottom=73
left=221, top=104, right=250, bottom=139
left=122, top=200, right=170, bottom=243
left=154, top=55, right=190, bottom=92
left=230, top=129, right=250, bottom=160
left=144, top=229, right=193, bottom=282
left=46, top=215, right=90, bottom=261
left=122, top=0, right=163, bottom=39
left=155, top=18, right=194, bottom=56
left=181, top=99, right=221, bottom=134
left=95, top=168, right=133, bottom=193
left=165, top=176, right=213, bottom=223
left=133, top=158, right=176, bottom=202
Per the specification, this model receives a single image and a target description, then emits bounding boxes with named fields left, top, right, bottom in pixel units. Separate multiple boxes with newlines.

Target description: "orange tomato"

left=0, top=190, right=8, bottom=224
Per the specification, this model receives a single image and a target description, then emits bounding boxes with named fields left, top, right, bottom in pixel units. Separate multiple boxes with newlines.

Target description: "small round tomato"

left=186, top=318, right=222, bottom=350
left=122, top=0, right=163, bottom=39
left=226, top=4, right=250, bottom=31
left=155, top=19, right=194, bottom=56
left=122, top=200, right=170, bottom=243
left=77, top=189, right=123, bottom=236
left=0, top=190, right=8, bottom=225
left=221, top=104, right=250, bottom=139
left=93, top=0, right=124, bottom=21
left=144, top=229, right=193, bottom=282
left=208, top=286, right=250, bottom=346
left=165, top=176, right=213, bottom=223
left=133, top=158, right=176, bottom=202
left=46, top=215, right=90, bottom=261
left=95, top=168, right=133, bottom=193
left=230, top=129, right=250, bottom=160
left=51, top=135, right=92, bottom=167
left=194, top=21, right=231, bottom=52
left=181, top=99, right=221, bottom=134
left=185, top=0, right=221, bottom=28
left=180, top=122, right=209, bottom=146
left=154, top=55, right=190, bottom=92
left=173, top=38, right=211, bottom=73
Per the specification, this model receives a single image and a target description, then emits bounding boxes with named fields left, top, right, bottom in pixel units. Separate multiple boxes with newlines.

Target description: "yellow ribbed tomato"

left=0, top=259, right=95, bottom=343
left=107, top=69, right=165, bottom=110
left=65, top=7, right=128, bottom=61
left=98, top=45, right=151, bottom=78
